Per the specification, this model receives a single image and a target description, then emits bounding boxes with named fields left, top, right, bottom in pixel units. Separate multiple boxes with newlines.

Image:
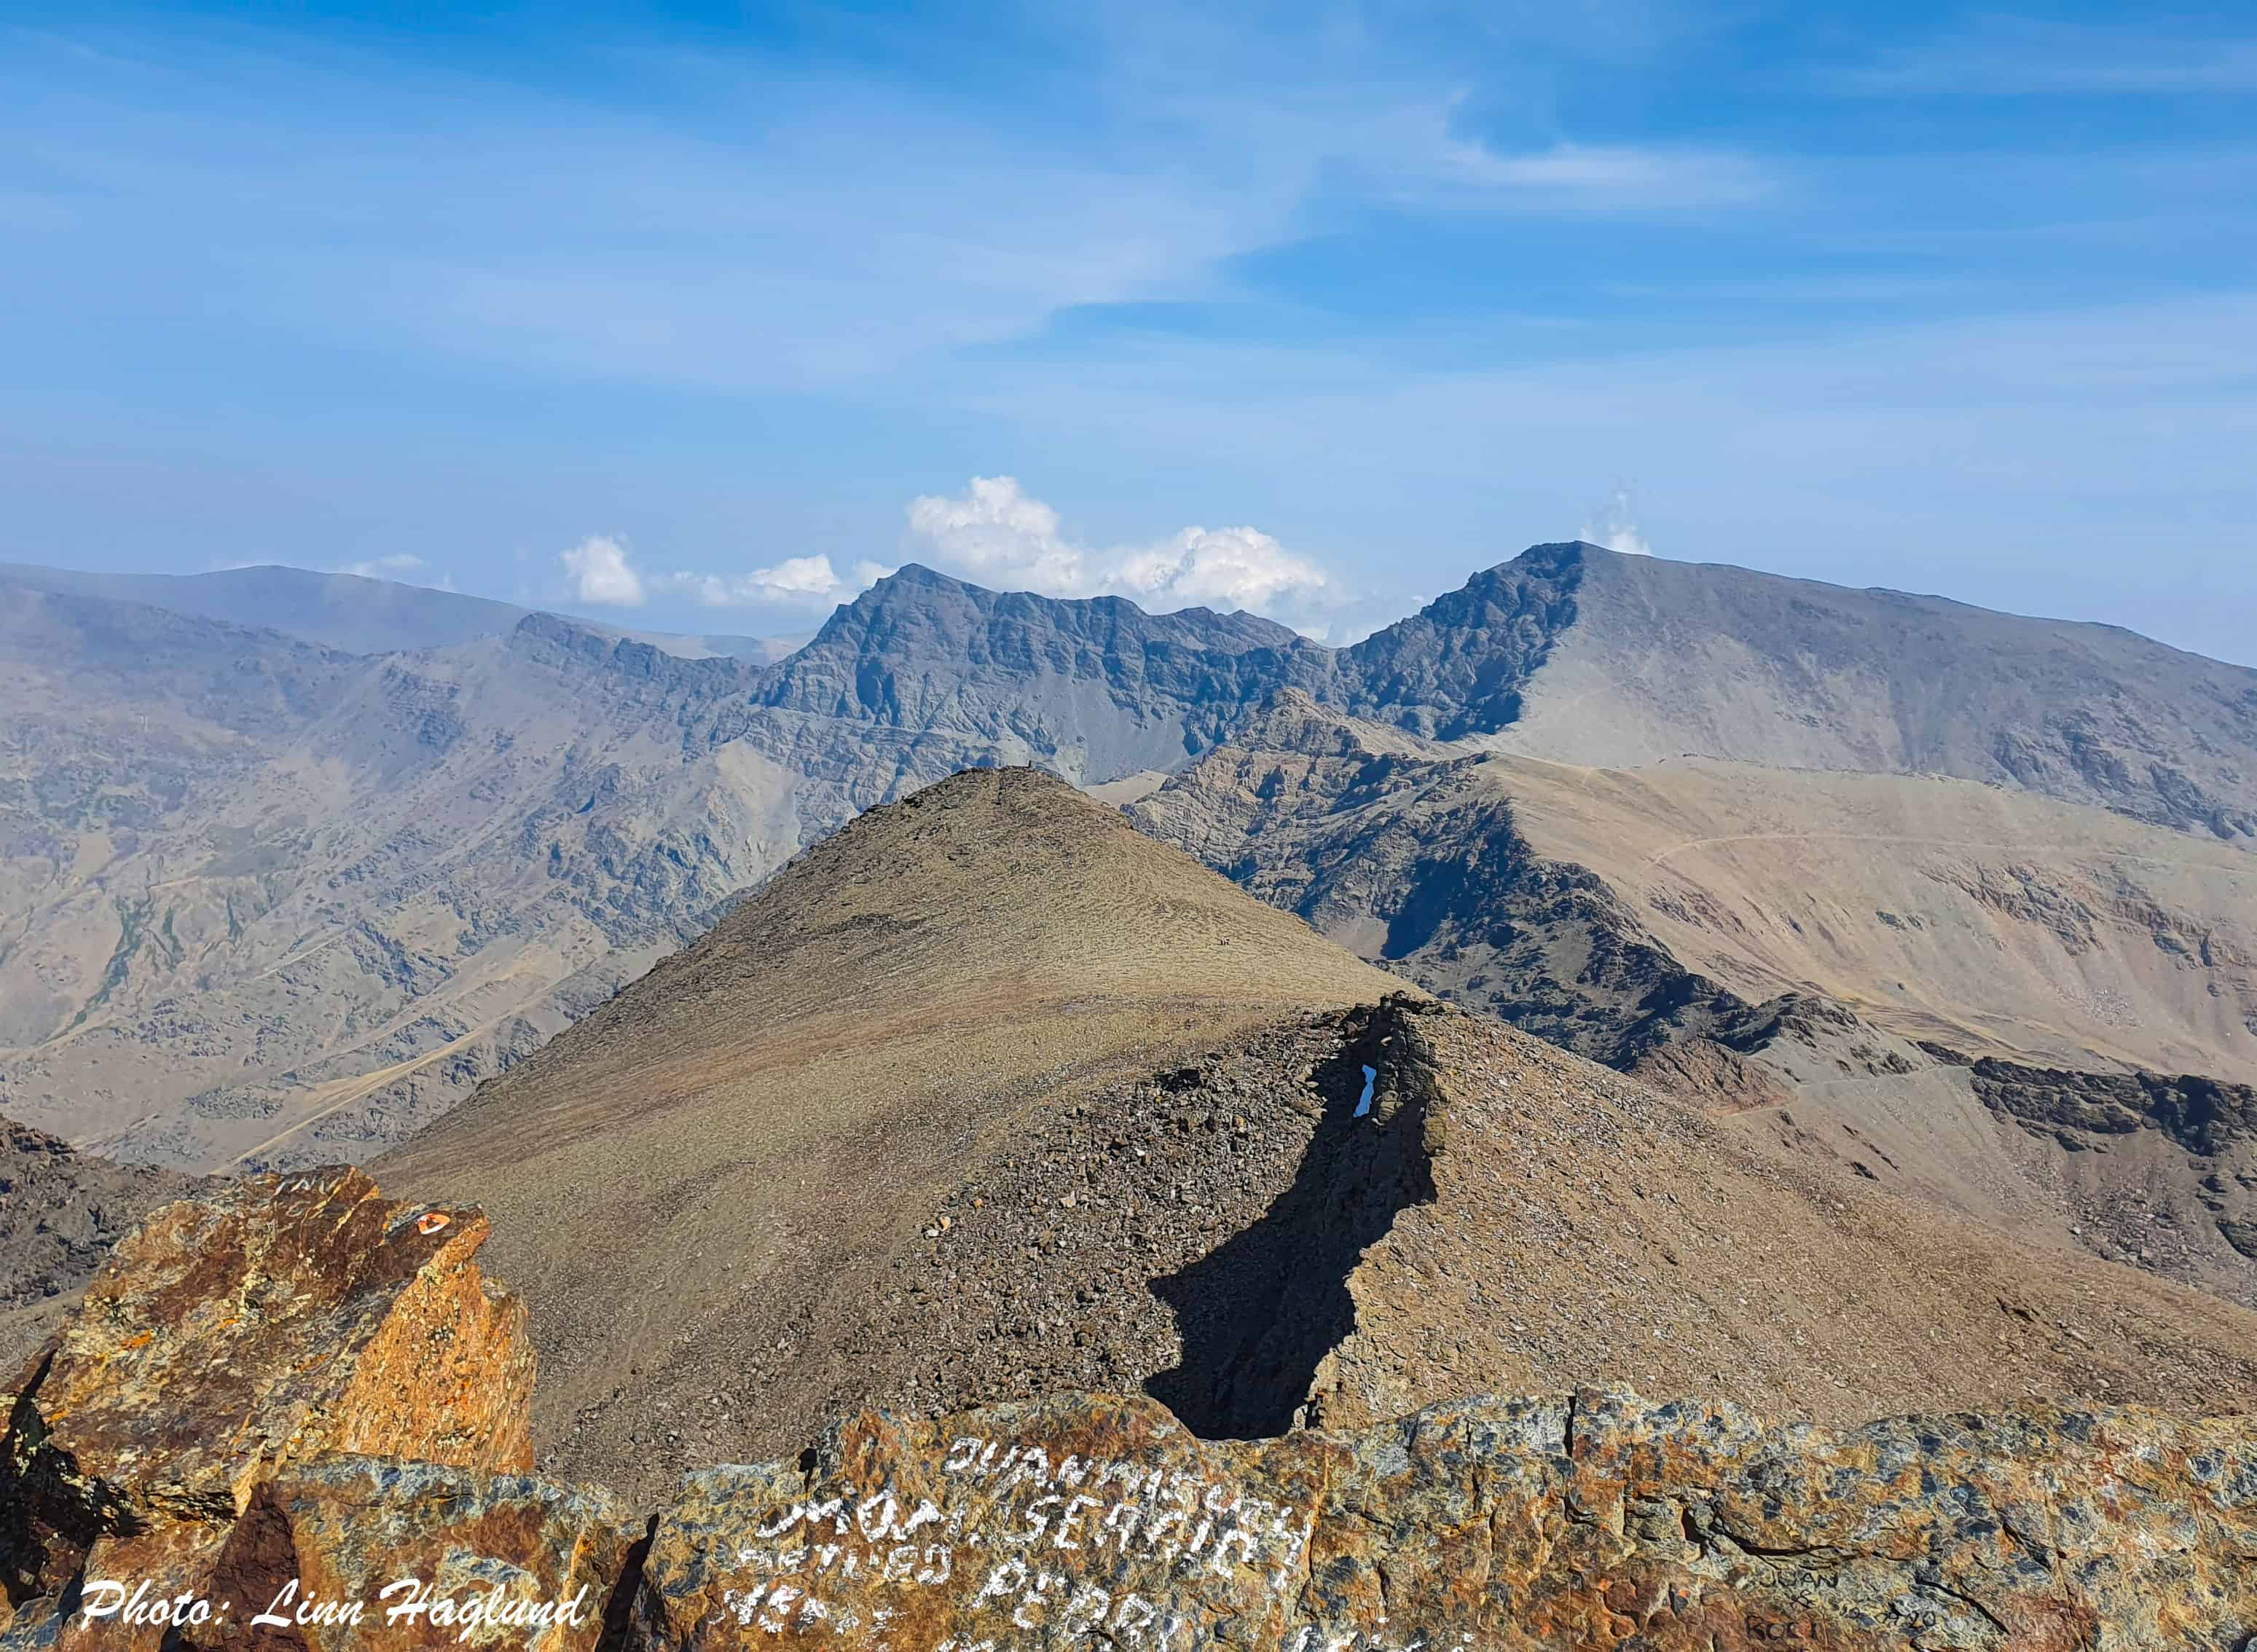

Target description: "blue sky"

left=1, top=3, right=2252, bottom=658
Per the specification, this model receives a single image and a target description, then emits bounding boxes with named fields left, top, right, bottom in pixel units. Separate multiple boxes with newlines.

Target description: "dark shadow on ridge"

left=1144, top=998, right=1441, bottom=1439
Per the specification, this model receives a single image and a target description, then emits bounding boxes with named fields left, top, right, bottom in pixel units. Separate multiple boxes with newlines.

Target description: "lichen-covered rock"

left=0, top=1168, right=534, bottom=1632
left=629, top=1387, right=2257, bottom=1652
left=182, top=1455, right=640, bottom=1650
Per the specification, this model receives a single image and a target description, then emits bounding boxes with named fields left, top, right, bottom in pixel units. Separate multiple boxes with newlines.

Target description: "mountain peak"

left=761, top=570, right=1315, bottom=784
left=862, top=560, right=960, bottom=593
left=376, top=764, right=1397, bottom=1493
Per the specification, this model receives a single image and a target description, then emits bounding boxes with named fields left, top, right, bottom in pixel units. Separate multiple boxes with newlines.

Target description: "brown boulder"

left=629, top=1387, right=2257, bottom=1651
left=0, top=1168, right=534, bottom=1635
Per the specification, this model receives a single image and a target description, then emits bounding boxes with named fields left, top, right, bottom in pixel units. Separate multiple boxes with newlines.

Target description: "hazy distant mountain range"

left=4, top=542, right=2254, bottom=1315
left=0, top=560, right=806, bottom=662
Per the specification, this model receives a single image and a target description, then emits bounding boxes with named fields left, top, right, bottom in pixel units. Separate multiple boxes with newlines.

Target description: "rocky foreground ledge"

left=4, top=1173, right=2256, bottom=1650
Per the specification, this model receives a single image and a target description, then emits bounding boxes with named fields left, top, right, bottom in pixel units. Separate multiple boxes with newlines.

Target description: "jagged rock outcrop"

left=1317, top=543, right=1585, bottom=738
left=0, top=1168, right=533, bottom=1640
left=756, top=565, right=1313, bottom=784
left=0, top=1124, right=205, bottom=1313
left=1971, top=1059, right=2257, bottom=1161
left=1963, top=1055, right=2257, bottom=1292
left=1128, top=695, right=1760, bottom=1065
left=1624, top=1037, right=1792, bottom=1114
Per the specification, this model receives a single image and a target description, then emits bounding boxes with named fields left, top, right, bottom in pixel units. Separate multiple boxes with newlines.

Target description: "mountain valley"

left=1132, top=687, right=2257, bottom=1310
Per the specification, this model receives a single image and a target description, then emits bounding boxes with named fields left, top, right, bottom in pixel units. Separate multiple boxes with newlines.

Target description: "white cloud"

left=333, top=552, right=427, bottom=579
left=560, top=535, right=647, bottom=607
left=905, top=478, right=1082, bottom=591
left=1580, top=484, right=1651, bottom=556
left=558, top=537, right=890, bottom=612
left=904, top=476, right=1340, bottom=625
left=663, top=554, right=892, bottom=609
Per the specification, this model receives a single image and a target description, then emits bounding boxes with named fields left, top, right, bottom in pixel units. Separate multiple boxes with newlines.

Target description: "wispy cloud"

left=332, top=552, right=427, bottom=580
left=1838, top=18, right=2257, bottom=97
left=1432, top=135, right=1773, bottom=210
left=0, top=21, right=1788, bottom=396
left=2, top=9, right=2252, bottom=669
left=1581, top=484, right=1652, bottom=556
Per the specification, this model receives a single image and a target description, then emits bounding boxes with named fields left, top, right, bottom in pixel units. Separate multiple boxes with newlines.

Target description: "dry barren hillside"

left=375, top=766, right=1401, bottom=1497
left=1502, top=755, right=2257, bottom=1077
left=1398, top=542, right=2257, bottom=841
left=12, top=542, right=2255, bottom=1180
left=1134, top=691, right=2257, bottom=1310
left=0, top=593, right=813, bottom=1171
left=1313, top=999, right=2257, bottom=1435
left=378, top=765, right=2257, bottom=1509
left=1146, top=694, right=2257, bottom=1080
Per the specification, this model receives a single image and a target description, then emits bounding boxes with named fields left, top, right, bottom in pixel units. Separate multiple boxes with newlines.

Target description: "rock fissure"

left=1147, top=1000, right=1442, bottom=1441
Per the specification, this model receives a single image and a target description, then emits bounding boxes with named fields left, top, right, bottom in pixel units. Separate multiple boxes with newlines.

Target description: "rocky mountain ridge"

left=371, top=766, right=1404, bottom=1501
left=374, top=774, right=2257, bottom=1505
left=9, top=539, right=2257, bottom=1177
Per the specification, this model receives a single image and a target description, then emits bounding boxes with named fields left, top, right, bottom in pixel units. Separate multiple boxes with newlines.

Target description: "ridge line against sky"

left=0, top=4, right=2251, bottom=662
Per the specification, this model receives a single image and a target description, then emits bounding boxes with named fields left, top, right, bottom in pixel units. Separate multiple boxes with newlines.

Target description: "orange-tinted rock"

left=168, top=1455, right=640, bottom=1651
left=0, top=1167, right=533, bottom=1633
left=628, top=1388, right=2257, bottom=1652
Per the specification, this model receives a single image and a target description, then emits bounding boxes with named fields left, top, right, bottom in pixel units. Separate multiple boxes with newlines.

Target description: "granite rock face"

left=0, top=1168, right=534, bottom=1635
left=635, top=1388, right=2257, bottom=1652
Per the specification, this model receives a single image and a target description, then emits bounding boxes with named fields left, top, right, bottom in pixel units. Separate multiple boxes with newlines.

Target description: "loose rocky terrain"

left=358, top=771, right=2257, bottom=1513
left=373, top=767, right=1402, bottom=1503
left=0, top=1122, right=208, bottom=1376
left=0, top=1122, right=201, bottom=1313
left=8, top=1156, right=2257, bottom=1650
